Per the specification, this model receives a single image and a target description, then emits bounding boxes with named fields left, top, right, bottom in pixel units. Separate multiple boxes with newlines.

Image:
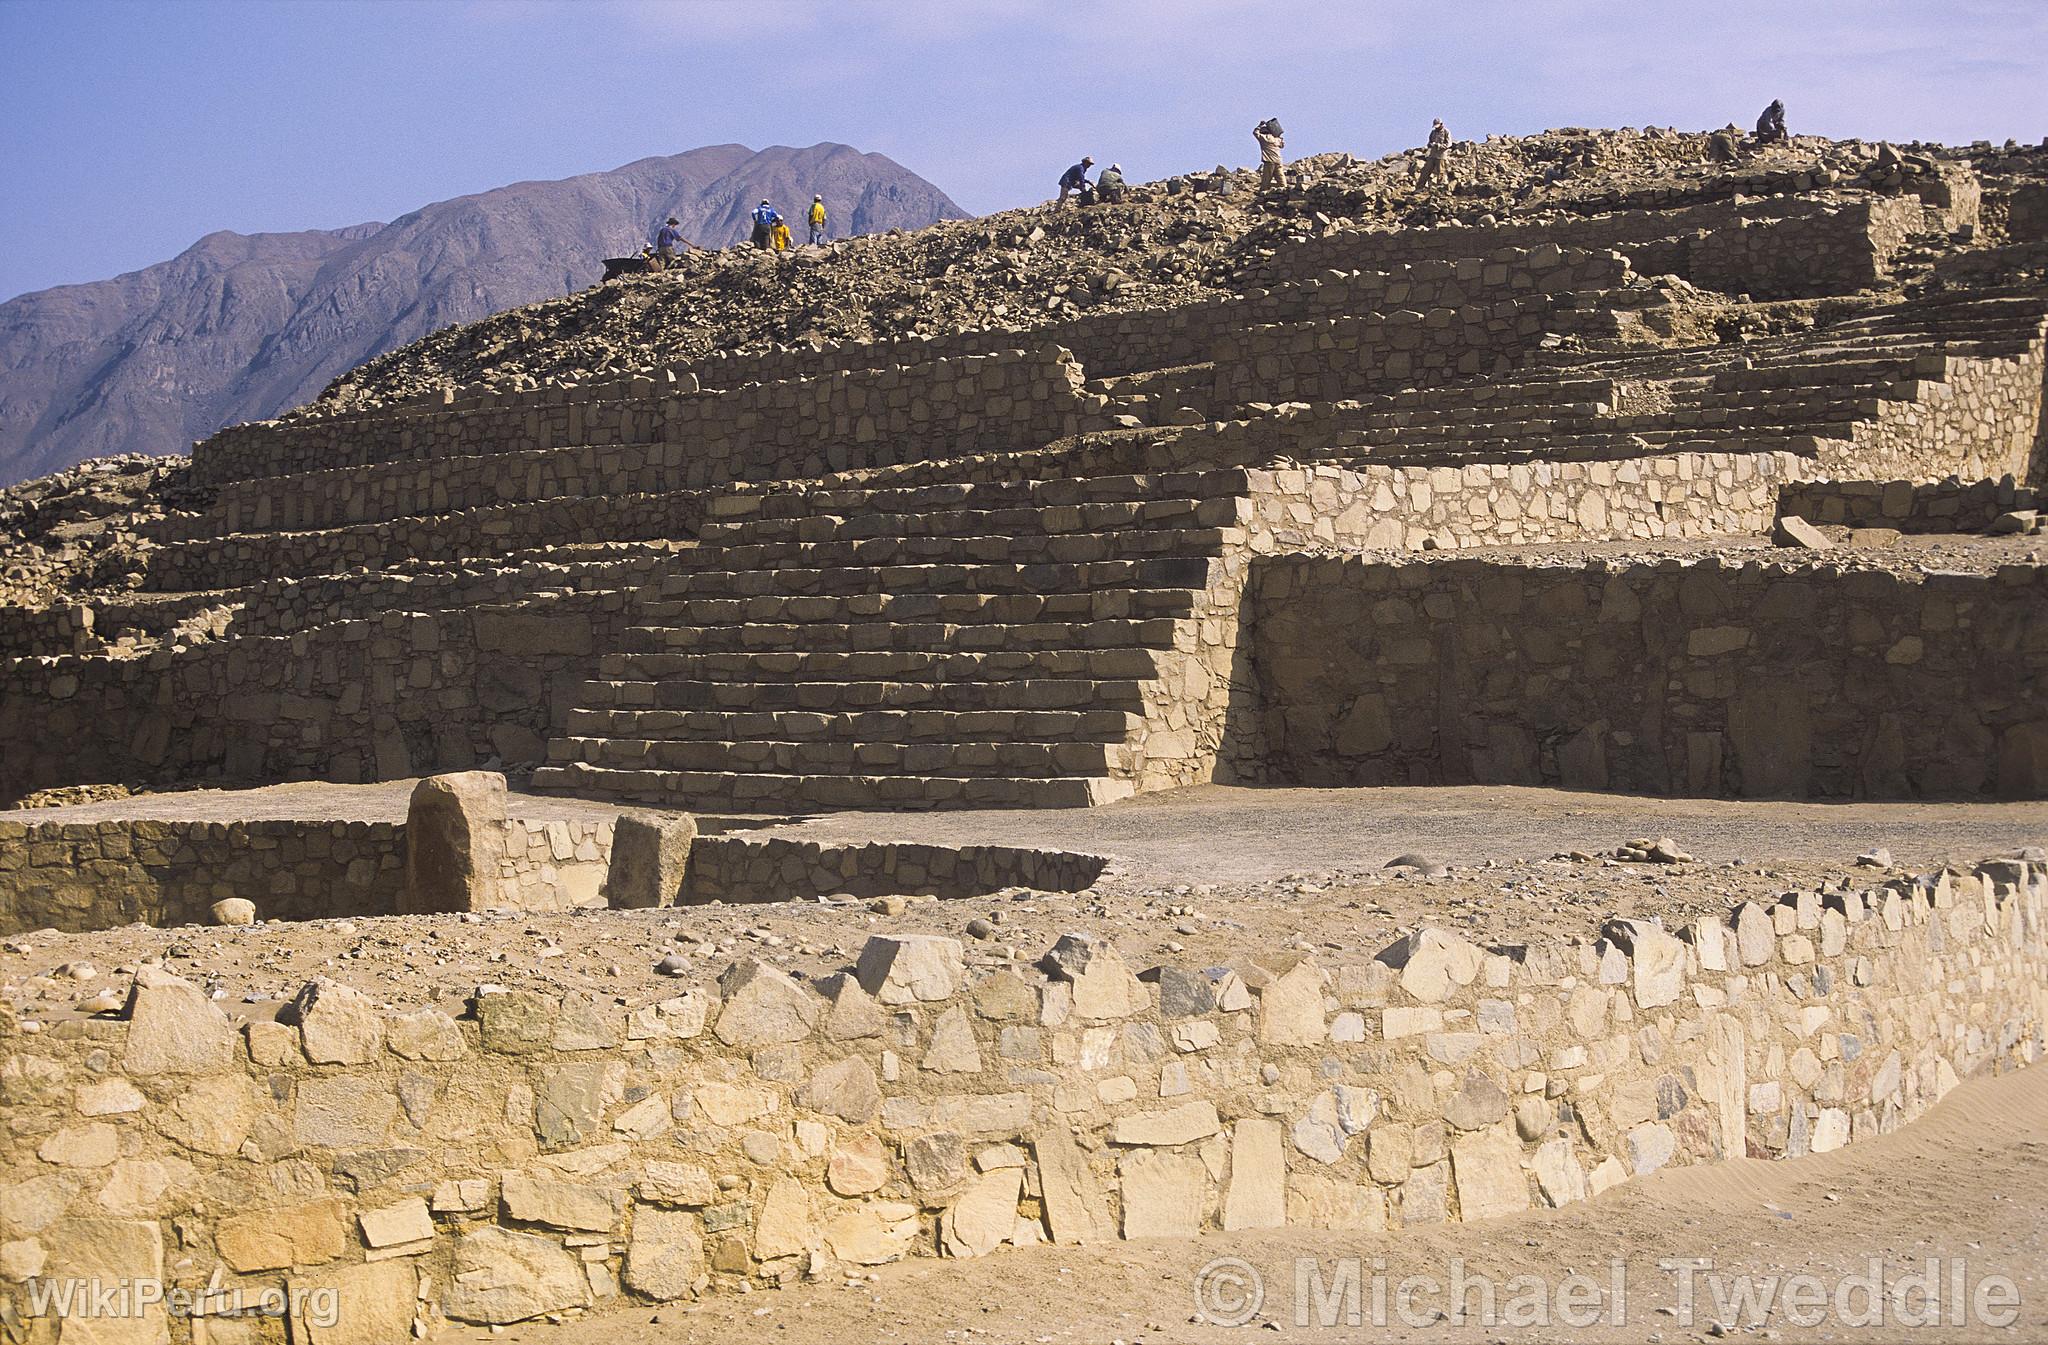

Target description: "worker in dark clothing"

left=1755, top=99, right=1788, bottom=146
left=750, top=200, right=781, bottom=250
left=653, top=217, right=687, bottom=269
left=1416, top=119, right=1453, bottom=190
left=1058, top=156, right=1095, bottom=206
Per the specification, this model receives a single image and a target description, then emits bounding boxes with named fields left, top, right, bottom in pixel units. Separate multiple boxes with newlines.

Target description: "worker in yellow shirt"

left=808, top=195, right=828, bottom=245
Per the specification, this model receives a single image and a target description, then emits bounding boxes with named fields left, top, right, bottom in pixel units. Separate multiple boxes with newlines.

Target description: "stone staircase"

left=530, top=470, right=1254, bottom=810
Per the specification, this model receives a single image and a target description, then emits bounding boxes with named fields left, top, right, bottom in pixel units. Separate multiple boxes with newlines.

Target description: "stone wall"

left=0, top=861, right=2038, bottom=1339
left=1256, top=196, right=1916, bottom=297
left=190, top=348, right=1090, bottom=493
left=0, top=814, right=615, bottom=936
left=680, top=837, right=1107, bottom=905
left=1209, top=299, right=1559, bottom=408
left=0, top=595, right=638, bottom=807
left=144, top=489, right=706, bottom=592
left=1840, top=340, right=2046, bottom=482
left=1778, top=476, right=2043, bottom=532
left=1249, top=554, right=2048, bottom=799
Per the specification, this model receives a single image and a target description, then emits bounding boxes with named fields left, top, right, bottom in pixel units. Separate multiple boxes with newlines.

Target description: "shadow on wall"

left=1237, top=553, right=2048, bottom=802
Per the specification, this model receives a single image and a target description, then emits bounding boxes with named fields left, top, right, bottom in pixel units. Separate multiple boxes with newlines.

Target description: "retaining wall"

left=1249, top=554, right=2048, bottom=798
left=0, top=595, right=639, bottom=807
left=0, top=859, right=2038, bottom=1340
left=1778, top=476, right=2043, bottom=532
left=192, top=348, right=1089, bottom=491
left=0, top=814, right=614, bottom=936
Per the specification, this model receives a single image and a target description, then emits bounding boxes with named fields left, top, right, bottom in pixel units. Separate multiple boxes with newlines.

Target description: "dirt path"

left=449, top=1062, right=2048, bottom=1345
left=763, top=783, right=2048, bottom=885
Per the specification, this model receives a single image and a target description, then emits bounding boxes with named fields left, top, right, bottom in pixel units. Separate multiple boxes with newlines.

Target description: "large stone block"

left=605, top=810, right=697, bottom=908
left=122, top=967, right=234, bottom=1075
left=401, top=772, right=507, bottom=914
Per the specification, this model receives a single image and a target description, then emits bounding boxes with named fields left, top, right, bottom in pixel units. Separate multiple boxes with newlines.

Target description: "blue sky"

left=2, top=0, right=2043, bottom=302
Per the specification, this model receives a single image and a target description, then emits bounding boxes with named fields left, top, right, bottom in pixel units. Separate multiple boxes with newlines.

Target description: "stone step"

left=635, top=586, right=1200, bottom=628
left=709, top=468, right=1255, bottom=522
left=656, top=554, right=1222, bottom=599
left=588, top=644, right=1169, bottom=684
left=552, top=734, right=1131, bottom=778
left=685, top=524, right=1239, bottom=573
left=564, top=676, right=1153, bottom=714
left=621, top=615, right=1189, bottom=656
left=565, top=705, right=1143, bottom=745
left=695, top=495, right=1243, bottom=546
left=529, top=762, right=1134, bottom=811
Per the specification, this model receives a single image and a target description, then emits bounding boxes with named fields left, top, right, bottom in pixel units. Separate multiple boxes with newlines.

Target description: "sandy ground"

left=760, top=783, right=2048, bottom=885
left=3, top=785, right=2041, bottom=1022
left=443, top=1061, right=2048, bottom=1345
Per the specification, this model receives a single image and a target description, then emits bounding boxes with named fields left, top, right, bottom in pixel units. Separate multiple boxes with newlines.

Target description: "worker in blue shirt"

left=750, top=200, right=781, bottom=250
left=653, top=217, right=687, bottom=269
left=1057, top=157, right=1095, bottom=206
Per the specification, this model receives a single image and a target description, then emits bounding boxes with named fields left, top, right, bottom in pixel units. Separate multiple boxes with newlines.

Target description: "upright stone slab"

left=606, top=809, right=697, bottom=908
left=402, top=771, right=508, bottom=914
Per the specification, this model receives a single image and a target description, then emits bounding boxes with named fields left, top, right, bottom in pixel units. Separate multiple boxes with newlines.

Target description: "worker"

left=750, top=199, right=781, bottom=250
left=1058, top=156, right=1095, bottom=206
left=808, top=195, right=828, bottom=245
left=770, top=216, right=793, bottom=252
left=1707, top=126, right=1741, bottom=163
left=1254, top=118, right=1285, bottom=190
left=1095, top=163, right=1128, bottom=203
left=1755, top=99, right=1788, bottom=146
left=653, top=216, right=687, bottom=269
left=1416, top=119, right=1453, bottom=190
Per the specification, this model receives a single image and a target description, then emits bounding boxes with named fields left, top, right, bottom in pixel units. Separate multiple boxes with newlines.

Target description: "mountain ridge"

left=0, top=143, right=966, bottom=485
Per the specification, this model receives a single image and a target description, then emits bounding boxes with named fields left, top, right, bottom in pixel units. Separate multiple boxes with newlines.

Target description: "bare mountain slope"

left=0, top=143, right=965, bottom=485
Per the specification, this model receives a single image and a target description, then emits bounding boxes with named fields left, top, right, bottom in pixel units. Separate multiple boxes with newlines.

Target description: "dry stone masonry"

left=0, top=858, right=2039, bottom=1338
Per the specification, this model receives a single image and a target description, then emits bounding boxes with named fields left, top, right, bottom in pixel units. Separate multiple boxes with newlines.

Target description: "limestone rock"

left=921, top=1005, right=983, bottom=1074
left=1530, top=1138, right=1588, bottom=1206
left=1116, top=1150, right=1204, bottom=1239
left=753, top=1176, right=815, bottom=1260
left=1450, top=1129, right=1530, bottom=1220
left=214, top=1199, right=349, bottom=1273
left=827, top=1135, right=890, bottom=1196
left=287, top=977, right=386, bottom=1065
left=358, top=1196, right=433, bottom=1250
left=822, top=1201, right=919, bottom=1265
left=1288, top=1174, right=1385, bottom=1230
left=817, top=973, right=888, bottom=1040
left=442, top=1225, right=588, bottom=1324
left=500, top=1173, right=621, bottom=1232
left=402, top=771, right=508, bottom=914
left=1041, top=933, right=1141, bottom=1020
left=387, top=1006, right=466, bottom=1061
left=1377, top=928, right=1484, bottom=1004
left=1443, top=1069, right=1511, bottom=1131
left=1292, top=1091, right=1348, bottom=1164
left=1220, top=1118, right=1285, bottom=1231
left=1255, top=959, right=1326, bottom=1045
left=210, top=897, right=257, bottom=926
left=638, top=1162, right=717, bottom=1207
left=714, top=959, right=821, bottom=1047
left=905, top=1132, right=967, bottom=1199
left=1772, top=515, right=1831, bottom=549
left=1604, top=918, right=1686, bottom=1008
left=1031, top=1130, right=1115, bottom=1243
left=855, top=934, right=965, bottom=1004
left=605, top=809, right=697, bottom=908
left=797, top=1057, right=882, bottom=1123
left=1111, top=1100, right=1221, bottom=1147
left=289, top=1259, right=417, bottom=1345
left=122, top=967, right=233, bottom=1075
left=625, top=1204, right=704, bottom=1300
left=941, top=1167, right=1024, bottom=1257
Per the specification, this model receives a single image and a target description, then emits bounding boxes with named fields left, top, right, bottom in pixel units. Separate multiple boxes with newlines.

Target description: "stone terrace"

left=2, top=170, right=2045, bottom=812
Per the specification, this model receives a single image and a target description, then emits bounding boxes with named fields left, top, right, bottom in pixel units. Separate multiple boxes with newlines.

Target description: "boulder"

left=605, top=810, right=697, bottom=908
left=122, top=967, right=234, bottom=1075
left=441, top=1226, right=588, bottom=1324
left=402, top=771, right=507, bottom=914
left=855, top=934, right=965, bottom=1004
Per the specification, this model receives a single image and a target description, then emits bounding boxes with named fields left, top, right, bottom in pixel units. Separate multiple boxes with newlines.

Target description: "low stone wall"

left=0, top=860, right=2038, bottom=1340
left=1690, top=197, right=1923, bottom=299
left=1242, top=450, right=1802, bottom=553
left=0, top=595, right=638, bottom=807
left=1778, top=476, right=2043, bottom=532
left=1249, top=554, right=2048, bottom=798
left=0, top=815, right=616, bottom=935
left=144, top=488, right=706, bottom=592
left=1842, top=340, right=2047, bottom=483
left=1259, top=195, right=1910, bottom=297
left=192, top=348, right=1090, bottom=492
left=1209, top=298, right=1560, bottom=408
left=681, top=837, right=1107, bottom=904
